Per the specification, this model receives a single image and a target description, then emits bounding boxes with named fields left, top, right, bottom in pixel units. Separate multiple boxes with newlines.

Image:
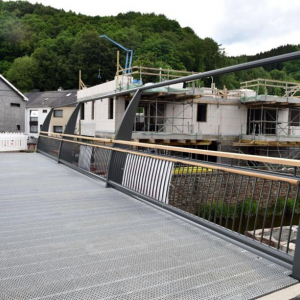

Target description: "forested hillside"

left=1, top=0, right=299, bottom=92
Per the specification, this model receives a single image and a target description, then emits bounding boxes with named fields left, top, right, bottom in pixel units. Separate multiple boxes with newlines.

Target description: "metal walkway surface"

left=0, top=153, right=297, bottom=300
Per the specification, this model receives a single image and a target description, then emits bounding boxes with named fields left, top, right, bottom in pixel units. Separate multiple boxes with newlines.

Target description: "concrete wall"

left=165, top=101, right=247, bottom=136
left=79, top=97, right=126, bottom=137
left=0, top=79, right=25, bottom=132
left=78, top=80, right=249, bottom=139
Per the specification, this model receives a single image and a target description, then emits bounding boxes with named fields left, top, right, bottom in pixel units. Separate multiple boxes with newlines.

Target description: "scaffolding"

left=240, top=78, right=300, bottom=101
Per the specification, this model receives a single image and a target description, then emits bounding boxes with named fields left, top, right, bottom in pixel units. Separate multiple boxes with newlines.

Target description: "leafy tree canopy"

left=1, top=1, right=299, bottom=92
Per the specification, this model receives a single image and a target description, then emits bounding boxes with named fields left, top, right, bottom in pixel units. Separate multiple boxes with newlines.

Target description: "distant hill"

left=1, top=0, right=299, bottom=92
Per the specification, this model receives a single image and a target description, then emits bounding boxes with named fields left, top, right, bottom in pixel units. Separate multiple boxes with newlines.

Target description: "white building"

left=77, top=72, right=300, bottom=161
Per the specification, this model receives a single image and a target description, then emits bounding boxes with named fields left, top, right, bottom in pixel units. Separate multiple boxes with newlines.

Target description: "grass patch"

left=194, top=197, right=300, bottom=220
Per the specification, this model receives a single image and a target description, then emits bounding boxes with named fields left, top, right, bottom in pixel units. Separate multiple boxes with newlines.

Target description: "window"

left=10, top=103, right=20, bottom=107
left=30, top=110, right=38, bottom=133
left=91, top=101, right=95, bottom=120
left=53, top=126, right=63, bottom=133
left=197, top=104, right=207, bottom=122
left=16, top=125, right=20, bottom=131
left=108, top=98, right=114, bottom=119
left=40, top=124, right=43, bottom=130
left=80, top=103, right=85, bottom=120
left=30, top=125, right=38, bottom=133
left=53, top=110, right=63, bottom=117
left=43, top=110, right=47, bottom=113
left=290, top=109, right=300, bottom=126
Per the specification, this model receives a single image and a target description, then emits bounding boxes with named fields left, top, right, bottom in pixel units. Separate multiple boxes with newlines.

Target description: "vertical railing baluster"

left=214, top=171, right=224, bottom=224
left=245, top=178, right=258, bottom=235
left=287, top=185, right=299, bottom=254
left=277, top=184, right=291, bottom=250
left=219, top=173, right=231, bottom=226
left=269, top=182, right=282, bottom=247
left=232, top=175, right=243, bottom=231
left=238, top=176, right=250, bottom=234
left=170, top=162, right=179, bottom=205
left=225, top=174, right=237, bottom=228
left=184, top=166, right=194, bottom=212
left=202, top=169, right=214, bottom=219
left=261, top=181, right=273, bottom=243
left=194, top=167, right=203, bottom=216
left=198, top=168, right=208, bottom=217
left=208, top=170, right=219, bottom=222
left=253, top=179, right=265, bottom=239
left=178, top=163, right=186, bottom=209
left=188, top=167, right=198, bottom=214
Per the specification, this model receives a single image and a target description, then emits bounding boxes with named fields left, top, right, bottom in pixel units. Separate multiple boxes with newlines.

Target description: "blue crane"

left=99, top=35, right=133, bottom=74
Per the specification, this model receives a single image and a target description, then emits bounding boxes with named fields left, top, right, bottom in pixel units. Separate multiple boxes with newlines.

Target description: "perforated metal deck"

left=0, top=153, right=297, bottom=299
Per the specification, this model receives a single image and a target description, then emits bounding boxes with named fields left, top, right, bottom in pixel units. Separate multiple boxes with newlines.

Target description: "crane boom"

left=99, top=35, right=133, bottom=74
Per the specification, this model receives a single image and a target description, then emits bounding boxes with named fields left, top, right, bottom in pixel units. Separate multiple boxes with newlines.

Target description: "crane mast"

left=99, top=35, right=133, bottom=74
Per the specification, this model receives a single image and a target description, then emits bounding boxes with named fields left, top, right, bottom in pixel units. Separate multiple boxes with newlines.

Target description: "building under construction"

left=77, top=66, right=300, bottom=165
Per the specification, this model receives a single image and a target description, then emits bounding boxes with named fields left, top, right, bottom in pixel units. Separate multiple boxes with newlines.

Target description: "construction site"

left=76, top=36, right=300, bottom=166
left=78, top=67, right=300, bottom=164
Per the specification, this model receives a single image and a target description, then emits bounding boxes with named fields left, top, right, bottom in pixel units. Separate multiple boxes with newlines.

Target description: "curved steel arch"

left=106, top=90, right=142, bottom=185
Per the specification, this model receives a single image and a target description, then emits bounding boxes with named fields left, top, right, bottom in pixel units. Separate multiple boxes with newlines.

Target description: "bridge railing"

left=38, top=131, right=300, bottom=279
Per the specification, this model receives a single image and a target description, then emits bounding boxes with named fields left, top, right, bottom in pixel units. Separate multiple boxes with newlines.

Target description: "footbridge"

left=1, top=52, right=300, bottom=299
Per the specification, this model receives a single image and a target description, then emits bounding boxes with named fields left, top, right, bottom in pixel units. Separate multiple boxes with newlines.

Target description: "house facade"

left=0, top=74, right=28, bottom=132
left=25, top=90, right=77, bottom=137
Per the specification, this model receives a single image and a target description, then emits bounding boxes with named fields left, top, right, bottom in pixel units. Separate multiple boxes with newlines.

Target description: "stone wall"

left=168, top=170, right=298, bottom=215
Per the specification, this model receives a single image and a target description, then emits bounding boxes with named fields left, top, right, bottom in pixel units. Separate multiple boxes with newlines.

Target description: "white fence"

left=0, top=133, right=28, bottom=152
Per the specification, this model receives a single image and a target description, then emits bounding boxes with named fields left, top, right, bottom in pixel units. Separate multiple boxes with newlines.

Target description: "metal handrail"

left=40, top=131, right=300, bottom=168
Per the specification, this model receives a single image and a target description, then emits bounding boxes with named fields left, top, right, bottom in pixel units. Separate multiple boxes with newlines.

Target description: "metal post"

left=79, top=70, right=81, bottom=90
left=292, top=216, right=300, bottom=280
left=156, top=99, right=158, bottom=132
left=116, top=51, right=119, bottom=90
left=261, top=105, right=263, bottom=136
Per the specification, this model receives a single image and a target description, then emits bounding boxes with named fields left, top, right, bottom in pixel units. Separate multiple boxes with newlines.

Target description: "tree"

left=6, top=56, right=39, bottom=92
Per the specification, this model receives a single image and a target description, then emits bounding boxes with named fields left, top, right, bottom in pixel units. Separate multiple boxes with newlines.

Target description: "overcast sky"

left=21, top=0, right=300, bottom=56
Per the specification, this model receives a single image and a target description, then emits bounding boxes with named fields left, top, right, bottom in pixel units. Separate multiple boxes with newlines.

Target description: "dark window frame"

left=91, top=101, right=95, bottom=120
left=197, top=103, right=207, bottom=122
left=80, top=103, right=85, bottom=120
left=108, top=98, right=114, bottom=120
left=53, top=110, right=63, bottom=118
left=10, top=103, right=20, bottom=107
left=30, top=110, right=38, bottom=133
left=53, top=126, right=63, bottom=133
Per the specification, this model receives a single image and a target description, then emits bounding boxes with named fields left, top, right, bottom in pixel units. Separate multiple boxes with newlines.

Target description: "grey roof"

left=25, top=90, right=77, bottom=108
left=0, top=74, right=28, bottom=101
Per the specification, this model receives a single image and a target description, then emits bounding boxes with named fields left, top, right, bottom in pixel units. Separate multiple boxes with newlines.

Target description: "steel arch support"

left=64, top=103, right=82, bottom=135
left=37, top=108, right=54, bottom=151
left=106, top=89, right=142, bottom=186
left=58, top=103, right=82, bottom=162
